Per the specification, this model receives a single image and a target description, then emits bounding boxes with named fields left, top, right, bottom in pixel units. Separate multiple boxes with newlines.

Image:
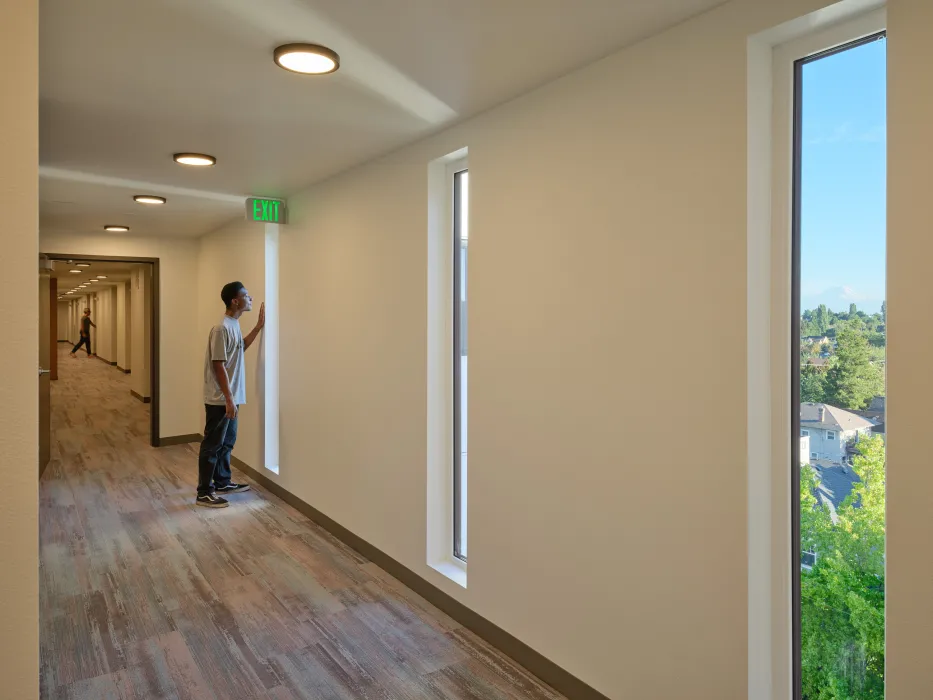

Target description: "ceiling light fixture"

left=174, top=153, right=216, bottom=167
left=274, top=43, right=340, bottom=75
left=104, top=225, right=130, bottom=232
left=76, top=263, right=91, bottom=267
left=97, top=275, right=108, bottom=279
left=134, top=195, right=166, bottom=205
left=70, top=269, right=81, bottom=274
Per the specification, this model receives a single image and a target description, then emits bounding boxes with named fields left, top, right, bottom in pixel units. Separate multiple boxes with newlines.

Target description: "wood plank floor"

left=41, top=345, right=565, bottom=700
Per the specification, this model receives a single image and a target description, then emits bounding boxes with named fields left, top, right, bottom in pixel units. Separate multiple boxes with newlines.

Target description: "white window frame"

left=449, top=157, right=469, bottom=565
left=827, top=431, right=836, bottom=441
left=426, top=148, right=468, bottom=588
left=748, top=6, right=886, bottom=698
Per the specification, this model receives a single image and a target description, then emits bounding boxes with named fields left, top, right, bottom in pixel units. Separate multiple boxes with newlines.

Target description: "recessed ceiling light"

left=274, top=43, right=340, bottom=75
left=70, top=269, right=81, bottom=273
left=173, top=153, right=216, bottom=167
left=96, top=275, right=107, bottom=279
left=88, top=280, right=98, bottom=283
left=76, top=263, right=91, bottom=267
left=104, top=225, right=130, bottom=232
left=134, top=195, right=166, bottom=205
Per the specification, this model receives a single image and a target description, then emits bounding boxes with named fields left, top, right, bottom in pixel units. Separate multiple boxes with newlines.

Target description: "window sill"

left=431, top=559, right=467, bottom=588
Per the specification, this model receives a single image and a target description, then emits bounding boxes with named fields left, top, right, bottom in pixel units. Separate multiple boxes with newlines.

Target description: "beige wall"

left=40, top=233, right=202, bottom=438
left=886, top=0, right=933, bottom=695
left=116, top=281, right=129, bottom=369
left=130, top=266, right=151, bottom=399
left=57, top=301, right=71, bottom=342
left=197, top=222, right=266, bottom=469
left=199, top=1, right=933, bottom=696
left=95, top=286, right=118, bottom=363
left=0, top=0, right=39, bottom=695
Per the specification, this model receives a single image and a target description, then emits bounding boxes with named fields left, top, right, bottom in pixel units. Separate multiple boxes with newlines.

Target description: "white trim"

left=748, top=4, right=886, bottom=698
left=262, top=223, right=280, bottom=476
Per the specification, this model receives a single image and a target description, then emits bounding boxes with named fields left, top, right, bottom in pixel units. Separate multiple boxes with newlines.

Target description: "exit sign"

left=246, top=197, right=287, bottom=224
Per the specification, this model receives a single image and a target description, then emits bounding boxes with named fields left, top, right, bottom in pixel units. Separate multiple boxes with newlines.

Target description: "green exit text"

left=246, top=197, right=287, bottom=224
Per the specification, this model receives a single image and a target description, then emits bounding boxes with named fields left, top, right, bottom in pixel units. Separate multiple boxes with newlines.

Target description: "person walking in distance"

left=70, top=307, right=96, bottom=358
left=196, top=282, right=265, bottom=508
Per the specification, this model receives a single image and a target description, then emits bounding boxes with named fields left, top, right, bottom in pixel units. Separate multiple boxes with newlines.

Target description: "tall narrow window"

left=453, top=167, right=468, bottom=562
left=793, top=34, right=886, bottom=700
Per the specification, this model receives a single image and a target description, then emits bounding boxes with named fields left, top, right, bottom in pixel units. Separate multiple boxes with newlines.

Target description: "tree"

left=881, top=300, right=886, bottom=323
left=800, top=437, right=885, bottom=699
left=815, top=304, right=831, bottom=335
left=801, top=365, right=827, bottom=403
left=823, top=327, right=885, bottom=410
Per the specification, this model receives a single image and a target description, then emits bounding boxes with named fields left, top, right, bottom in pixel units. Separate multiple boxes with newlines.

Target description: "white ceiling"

left=40, top=0, right=725, bottom=239
left=49, top=260, right=139, bottom=300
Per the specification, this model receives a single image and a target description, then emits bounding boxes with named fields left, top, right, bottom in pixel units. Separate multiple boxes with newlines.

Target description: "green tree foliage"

left=815, top=304, right=831, bottom=336
left=801, top=437, right=885, bottom=699
left=801, top=365, right=827, bottom=403
left=823, top=327, right=885, bottom=410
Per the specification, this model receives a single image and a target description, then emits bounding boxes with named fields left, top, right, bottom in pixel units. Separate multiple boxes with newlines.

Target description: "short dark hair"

left=221, top=281, right=245, bottom=308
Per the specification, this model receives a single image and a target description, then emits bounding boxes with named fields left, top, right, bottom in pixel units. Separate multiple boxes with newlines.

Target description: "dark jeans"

left=71, top=335, right=91, bottom=355
left=197, top=404, right=238, bottom=496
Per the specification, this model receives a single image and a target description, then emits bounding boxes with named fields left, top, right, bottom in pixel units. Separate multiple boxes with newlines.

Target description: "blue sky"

left=800, top=37, right=886, bottom=314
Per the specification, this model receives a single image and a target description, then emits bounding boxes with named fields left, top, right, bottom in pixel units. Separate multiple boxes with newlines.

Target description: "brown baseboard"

left=130, top=390, right=151, bottom=404
left=158, top=434, right=201, bottom=447
left=227, top=456, right=609, bottom=700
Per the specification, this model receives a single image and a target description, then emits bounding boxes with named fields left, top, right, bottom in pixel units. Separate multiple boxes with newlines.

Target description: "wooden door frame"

left=44, top=253, right=161, bottom=448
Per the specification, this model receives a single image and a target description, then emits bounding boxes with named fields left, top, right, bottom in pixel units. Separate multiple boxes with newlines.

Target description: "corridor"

left=39, top=346, right=562, bottom=700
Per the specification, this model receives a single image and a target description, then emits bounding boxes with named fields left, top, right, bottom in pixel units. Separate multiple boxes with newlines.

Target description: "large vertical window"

left=793, top=33, right=886, bottom=700
left=453, top=166, right=469, bottom=561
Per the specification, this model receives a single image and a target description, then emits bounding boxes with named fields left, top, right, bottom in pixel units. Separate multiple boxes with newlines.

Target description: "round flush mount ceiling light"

left=76, top=263, right=91, bottom=267
left=70, top=269, right=81, bottom=274
left=173, top=153, right=216, bottom=167
left=274, top=43, right=340, bottom=75
left=96, top=275, right=108, bottom=279
left=104, top=225, right=130, bottom=232
left=134, top=195, right=166, bottom=205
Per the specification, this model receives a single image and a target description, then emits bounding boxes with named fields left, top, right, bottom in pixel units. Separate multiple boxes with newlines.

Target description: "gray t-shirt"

left=203, top=316, right=246, bottom=406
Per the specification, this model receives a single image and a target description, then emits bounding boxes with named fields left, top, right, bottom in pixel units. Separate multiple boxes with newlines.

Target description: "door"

left=39, top=269, right=51, bottom=473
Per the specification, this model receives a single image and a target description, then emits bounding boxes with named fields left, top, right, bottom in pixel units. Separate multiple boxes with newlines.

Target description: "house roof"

left=800, top=403, right=874, bottom=432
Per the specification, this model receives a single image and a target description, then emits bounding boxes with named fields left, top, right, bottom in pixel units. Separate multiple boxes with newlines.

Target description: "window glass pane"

left=797, top=36, right=886, bottom=700
left=454, top=170, right=468, bottom=561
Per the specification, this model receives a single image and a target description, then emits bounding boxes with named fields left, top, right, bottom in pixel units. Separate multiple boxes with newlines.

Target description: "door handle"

left=39, top=368, right=51, bottom=376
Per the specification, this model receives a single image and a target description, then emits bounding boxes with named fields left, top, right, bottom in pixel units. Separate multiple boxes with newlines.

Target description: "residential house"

left=805, top=356, right=830, bottom=370
left=854, top=394, right=886, bottom=422
left=800, top=402, right=873, bottom=463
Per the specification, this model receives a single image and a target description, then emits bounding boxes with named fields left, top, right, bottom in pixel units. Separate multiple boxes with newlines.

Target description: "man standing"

left=196, top=281, right=265, bottom=508
left=70, top=307, right=96, bottom=358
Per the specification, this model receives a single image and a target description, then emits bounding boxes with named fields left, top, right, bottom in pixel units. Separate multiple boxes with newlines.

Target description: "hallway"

left=40, top=345, right=562, bottom=700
